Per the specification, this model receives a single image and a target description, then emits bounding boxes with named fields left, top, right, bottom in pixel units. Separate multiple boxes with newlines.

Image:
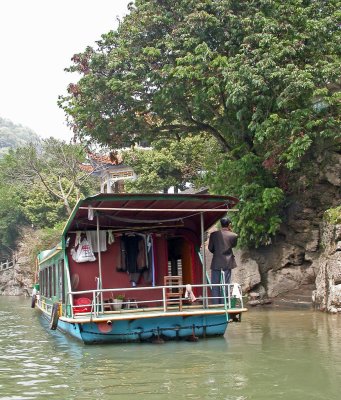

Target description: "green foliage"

left=0, top=137, right=98, bottom=256
left=123, top=135, right=215, bottom=192
left=0, top=184, right=26, bottom=255
left=324, top=206, right=341, bottom=225
left=123, top=147, right=182, bottom=192
left=1, top=138, right=98, bottom=216
left=22, top=186, right=68, bottom=228
left=236, top=186, right=284, bottom=247
left=60, top=0, right=340, bottom=159
left=59, top=0, right=340, bottom=247
left=28, top=223, right=65, bottom=268
left=207, top=153, right=285, bottom=247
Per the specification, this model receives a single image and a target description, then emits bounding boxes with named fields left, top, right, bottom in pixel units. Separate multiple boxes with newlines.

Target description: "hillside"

left=0, top=117, right=40, bottom=157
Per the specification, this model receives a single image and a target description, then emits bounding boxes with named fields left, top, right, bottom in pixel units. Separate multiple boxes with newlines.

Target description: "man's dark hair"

left=220, top=217, right=231, bottom=227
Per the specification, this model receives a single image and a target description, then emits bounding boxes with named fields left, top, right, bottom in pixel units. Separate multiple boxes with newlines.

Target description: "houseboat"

left=32, top=193, right=246, bottom=344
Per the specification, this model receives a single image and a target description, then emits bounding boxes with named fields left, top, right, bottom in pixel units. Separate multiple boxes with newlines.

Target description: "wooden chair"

left=164, top=276, right=183, bottom=311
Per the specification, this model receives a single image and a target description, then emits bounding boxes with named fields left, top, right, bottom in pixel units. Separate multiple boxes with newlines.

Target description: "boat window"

left=45, top=268, right=48, bottom=297
left=48, top=266, right=52, bottom=298
left=40, top=270, right=43, bottom=296
left=44, top=268, right=48, bottom=297
left=53, top=264, right=57, bottom=298
left=58, top=260, right=65, bottom=303
left=39, top=270, right=43, bottom=296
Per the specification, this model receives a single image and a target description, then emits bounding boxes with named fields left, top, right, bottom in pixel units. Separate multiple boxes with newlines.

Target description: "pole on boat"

left=96, top=215, right=104, bottom=309
left=200, top=212, right=208, bottom=308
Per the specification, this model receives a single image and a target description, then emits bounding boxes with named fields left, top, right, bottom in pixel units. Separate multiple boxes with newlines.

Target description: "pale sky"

left=0, top=0, right=131, bottom=140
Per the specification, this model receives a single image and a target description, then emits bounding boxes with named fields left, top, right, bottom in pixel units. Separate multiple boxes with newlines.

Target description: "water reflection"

left=0, top=297, right=341, bottom=400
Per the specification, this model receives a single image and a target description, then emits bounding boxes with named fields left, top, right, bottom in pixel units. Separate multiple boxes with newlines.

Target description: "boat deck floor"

left=60, top=305, right=247, bottom=324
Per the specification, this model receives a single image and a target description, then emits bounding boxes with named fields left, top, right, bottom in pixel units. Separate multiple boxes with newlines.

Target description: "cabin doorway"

left=167, top=237, right=193, bottom=284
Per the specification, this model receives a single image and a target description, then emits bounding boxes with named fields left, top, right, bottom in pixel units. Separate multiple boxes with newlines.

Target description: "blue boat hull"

left=53, top=314, right=229, bottom=344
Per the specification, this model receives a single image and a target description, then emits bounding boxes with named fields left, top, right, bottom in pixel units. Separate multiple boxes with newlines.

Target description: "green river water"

left=0, top=296, right=340, bottom=400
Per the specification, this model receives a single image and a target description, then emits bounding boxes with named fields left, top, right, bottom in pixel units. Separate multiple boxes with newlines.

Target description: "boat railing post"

left=69, top=293, right=74, bottom=318
left=92, top=290, right=96, bottom=317
left=228, top=284, right=231, bottom=309
left=239, top=285, right=244, bottom=308
left=65, top=294, right=69, bottom=317
left=97, top=290, right=100, bottom=317
left=221, top=271, right=229, bottom=322
left=162, top=287, right=166, bottom=312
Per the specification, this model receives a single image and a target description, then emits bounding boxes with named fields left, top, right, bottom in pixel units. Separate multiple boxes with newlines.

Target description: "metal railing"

left=0, top=259, right=14, bottom=273
left=64, top=282, right=244, bottom=319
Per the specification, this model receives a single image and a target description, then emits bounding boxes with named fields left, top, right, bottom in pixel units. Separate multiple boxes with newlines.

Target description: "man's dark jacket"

left=208, top=229, right=238, bottom=270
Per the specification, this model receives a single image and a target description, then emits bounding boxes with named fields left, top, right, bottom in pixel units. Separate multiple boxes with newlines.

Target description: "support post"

left=96, top=215, right=104, bottom=310
left=200, top=212, right=208, bottom=308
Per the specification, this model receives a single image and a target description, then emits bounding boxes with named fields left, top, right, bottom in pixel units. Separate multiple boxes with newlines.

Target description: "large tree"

left=60, top=0, right=340, bottom=246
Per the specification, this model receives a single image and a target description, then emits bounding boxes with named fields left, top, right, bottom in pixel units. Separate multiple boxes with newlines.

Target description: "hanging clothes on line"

left=86, top=231, right=107, bottom=253
left=116, top=234, right=151, bottom=285
left=108, top=230, right=115, bottom=245
left=144, top=234, right=153, bottom=284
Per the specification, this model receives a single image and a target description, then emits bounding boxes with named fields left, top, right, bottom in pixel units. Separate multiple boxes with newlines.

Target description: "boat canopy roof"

left=63, top=193, right=238, bottom=236
left=37, top=242, right=62, bottom=265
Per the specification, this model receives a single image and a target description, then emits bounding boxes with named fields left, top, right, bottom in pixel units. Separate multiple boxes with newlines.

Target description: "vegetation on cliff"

left=59, top=0, right=340, bottom=247
left=324, top=206, right=341, bottom=225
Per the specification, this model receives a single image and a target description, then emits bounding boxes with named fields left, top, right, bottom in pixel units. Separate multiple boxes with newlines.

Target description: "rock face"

left=0, top=255, right=33, bottom=296
left=231, top=250, right=261, bottom=292
left=0, top=227, right=36, bottom=296
left=313, top=223, right=341, bottom=312
left=209, top=150, right=341, bottom=303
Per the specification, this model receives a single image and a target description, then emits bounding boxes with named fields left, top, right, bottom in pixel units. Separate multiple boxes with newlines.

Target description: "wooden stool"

left=164, top=276, right=183, bottom=311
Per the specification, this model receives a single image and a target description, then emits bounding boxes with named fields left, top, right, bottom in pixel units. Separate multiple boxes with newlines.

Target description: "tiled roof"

left=79, top=164, right=94, bottom=172
left=88, top=151, right=123, bottom=166
left=79, top=151, right=125, bottom=174
left=180, top=186, right=209, bottom=195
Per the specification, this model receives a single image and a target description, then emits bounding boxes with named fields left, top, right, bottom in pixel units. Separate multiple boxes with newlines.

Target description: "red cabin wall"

left=67, top=234, right=168, bottom=304
left=67, top=230, right=204, bottom=304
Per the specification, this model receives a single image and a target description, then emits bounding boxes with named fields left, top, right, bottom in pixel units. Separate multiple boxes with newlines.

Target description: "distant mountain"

left=0, top=117, right=40, bottom=157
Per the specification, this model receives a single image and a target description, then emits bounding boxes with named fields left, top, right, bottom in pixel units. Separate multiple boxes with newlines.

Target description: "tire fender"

left=31, top=294, right=36, bottom=308
left=50, top=302, right=60, bottom=330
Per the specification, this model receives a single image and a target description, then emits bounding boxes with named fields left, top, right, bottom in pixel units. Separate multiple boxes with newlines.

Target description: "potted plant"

left=112, top=294, right=125, bottom=311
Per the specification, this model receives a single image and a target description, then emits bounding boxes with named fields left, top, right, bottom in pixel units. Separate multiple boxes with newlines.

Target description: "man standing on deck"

left=208, top=217, right=238, bottom=304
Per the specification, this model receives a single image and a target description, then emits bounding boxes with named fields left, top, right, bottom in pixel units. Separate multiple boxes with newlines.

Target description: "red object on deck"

left=73, top=297, right=92, bottom=314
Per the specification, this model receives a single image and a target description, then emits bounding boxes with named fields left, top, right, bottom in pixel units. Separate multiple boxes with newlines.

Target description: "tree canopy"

left=123, top=135, right=218, bottom=193
left=0, top=138, right=98, bottom=257
left=60, top=0, right=340, bottom=247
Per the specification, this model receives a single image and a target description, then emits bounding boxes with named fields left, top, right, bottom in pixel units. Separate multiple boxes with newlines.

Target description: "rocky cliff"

left=232, top=150, right=341, bottom=303
left=0, top=260, right=32, bottom=296
left=0, top=227, right=37, bottom=296
left=312, top=220, right=341, bottom=312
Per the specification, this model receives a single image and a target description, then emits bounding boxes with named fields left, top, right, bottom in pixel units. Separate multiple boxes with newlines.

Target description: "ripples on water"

left=0, top=297, right=340, bottom=400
